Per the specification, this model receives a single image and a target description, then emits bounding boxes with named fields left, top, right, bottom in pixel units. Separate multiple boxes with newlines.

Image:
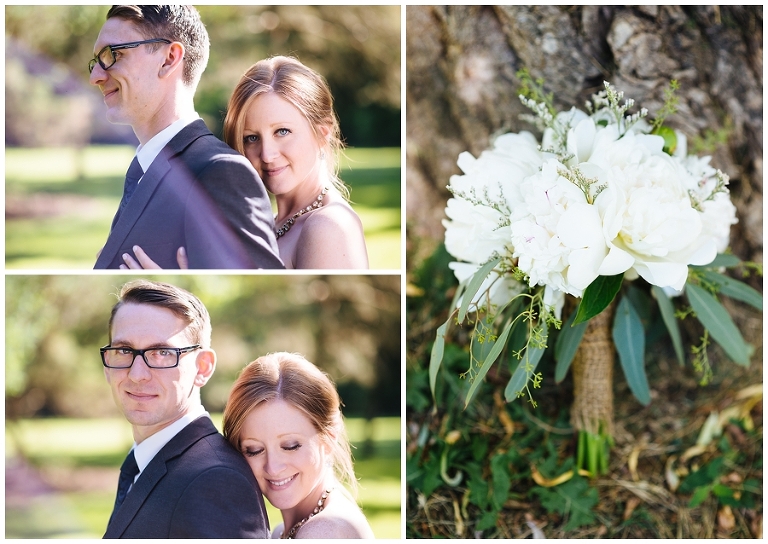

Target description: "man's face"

left=89, top=17, right=167, bottom=132
left=105, top=302, right=207, bottom=443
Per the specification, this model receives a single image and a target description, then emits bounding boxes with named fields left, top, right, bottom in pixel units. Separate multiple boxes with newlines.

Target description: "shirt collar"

left=135, top=113, right=201, bottom=174
left=132, top=404, right=209, bottom=477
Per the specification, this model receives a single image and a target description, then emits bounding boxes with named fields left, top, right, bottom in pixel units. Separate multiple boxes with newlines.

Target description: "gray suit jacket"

left=94, top=119, right=284, bottom=269
left=104, top=417, right=270, bottom=539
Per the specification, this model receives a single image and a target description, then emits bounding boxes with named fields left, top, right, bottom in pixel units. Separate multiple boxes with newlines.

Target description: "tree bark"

left=406, top=6, right=763, bottom=271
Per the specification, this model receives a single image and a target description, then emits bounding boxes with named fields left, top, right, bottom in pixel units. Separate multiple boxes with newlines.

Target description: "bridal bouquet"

left=431, top=77, right=761, bottom=474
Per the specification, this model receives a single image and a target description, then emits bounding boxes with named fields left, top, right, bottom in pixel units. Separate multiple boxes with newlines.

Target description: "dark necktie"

left=124, top=156, right=144, bottom=201
left=112, top=450, right=139, bottom=514
left=111, top=157, right=144, bottom=230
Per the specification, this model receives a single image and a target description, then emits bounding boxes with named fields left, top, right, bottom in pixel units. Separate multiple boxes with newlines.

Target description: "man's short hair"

left=109, top=279, right=212, bottom=348
left=106, top=5, right=209, bottom=88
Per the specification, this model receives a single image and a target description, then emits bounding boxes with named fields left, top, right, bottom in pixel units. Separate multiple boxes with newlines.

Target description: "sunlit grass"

left=6, top=416, right=401, bottom=538
left=6, top=146, right=401, bottom=269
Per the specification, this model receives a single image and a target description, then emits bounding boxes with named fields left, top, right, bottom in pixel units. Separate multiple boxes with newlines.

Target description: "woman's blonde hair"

left=223, top=56, right=348, bottom=200
left=222, top=352, right=357, bottom=496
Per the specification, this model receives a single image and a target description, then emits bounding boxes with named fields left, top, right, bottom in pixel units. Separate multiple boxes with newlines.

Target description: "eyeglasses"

left=88, top=38, right=171, bottom=74
left=100, top=345, right=201, bottom=369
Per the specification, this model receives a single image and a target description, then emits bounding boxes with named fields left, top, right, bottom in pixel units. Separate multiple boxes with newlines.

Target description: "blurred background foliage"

left=5, top=6, right=402, bottom=269
left=6, top=274, right=401, bottom=538
left=6, top=274, right=400, bottom=420
left=5, top=5, right=401, bottom=147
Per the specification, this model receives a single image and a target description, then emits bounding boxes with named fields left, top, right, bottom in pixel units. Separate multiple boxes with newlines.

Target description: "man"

left=89, top=5, right=283, bottom=269
left=101, top=279, right=269, bottom=538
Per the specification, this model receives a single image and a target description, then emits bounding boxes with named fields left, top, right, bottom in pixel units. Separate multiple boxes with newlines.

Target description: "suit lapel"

left=94, top=120, right=214, bottom=268
left=103, top=417, right=219, bottom=538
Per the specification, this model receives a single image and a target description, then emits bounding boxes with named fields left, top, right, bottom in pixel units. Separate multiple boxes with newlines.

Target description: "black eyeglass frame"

left=100, top=344, right=201, bottom=369
left=88, top=38, right=172, bottom=74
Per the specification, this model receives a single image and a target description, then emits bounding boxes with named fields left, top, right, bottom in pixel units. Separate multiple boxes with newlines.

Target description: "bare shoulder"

left=303, top=201, right=364, bottom=233
left=295, top=202, right=369, bottom=269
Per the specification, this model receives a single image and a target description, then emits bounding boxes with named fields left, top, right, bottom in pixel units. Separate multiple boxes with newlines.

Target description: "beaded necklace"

left=275, top=187, right=329, bottom=239
left=282, top=488, right=332, bottom=539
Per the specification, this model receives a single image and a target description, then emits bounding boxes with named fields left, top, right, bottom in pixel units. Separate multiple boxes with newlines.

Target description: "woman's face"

left=239, top=399, right=330, bottom=513
left=242, top=92, right=325, bottom=197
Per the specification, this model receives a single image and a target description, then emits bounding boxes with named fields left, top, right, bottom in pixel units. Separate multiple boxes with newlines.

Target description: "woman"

left=222, top=352, right=374, bottom=539
left=121, top=56, right=368, bottom=270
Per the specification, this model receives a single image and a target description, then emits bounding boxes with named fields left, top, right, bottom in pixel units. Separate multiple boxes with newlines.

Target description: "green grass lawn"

left=6, top=416, right=401, bottom=538
left=5, top=146, right=401, bottom=269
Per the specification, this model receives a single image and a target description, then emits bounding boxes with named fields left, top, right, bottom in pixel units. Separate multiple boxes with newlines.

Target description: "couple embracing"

left=90, top=5, right=368, bottom=270
left=102, top=279, right=374, bottom=538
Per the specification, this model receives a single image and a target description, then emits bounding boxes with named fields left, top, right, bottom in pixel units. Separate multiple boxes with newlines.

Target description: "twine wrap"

left=570, top=302, right=616, bottom=436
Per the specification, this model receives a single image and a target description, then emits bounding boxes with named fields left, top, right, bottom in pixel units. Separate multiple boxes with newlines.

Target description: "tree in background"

left=5, top=275, right=400, bottom=421
left=5, top=5, right=400, bottom=147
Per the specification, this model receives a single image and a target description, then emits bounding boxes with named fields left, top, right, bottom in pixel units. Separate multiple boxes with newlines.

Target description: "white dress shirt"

left=129, top=404, right=209, bottom=485
left=133, top=113, right=201, bottom=182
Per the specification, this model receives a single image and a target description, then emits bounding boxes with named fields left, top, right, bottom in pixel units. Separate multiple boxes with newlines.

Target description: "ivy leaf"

left=458, top=257, right=501, bottom=323
left=504, top=326, right=548, bottom=402
left=476, top=510, right=499, bottom=531
left=613, top=296, right=650, bottom=405
left=679, top=456, right=724, bottom=495
left=531, top=475, right=598, bottom=531
left=464, top=319, right=514, bottom=408
left=686, top=283, right=753, bottom=366
left=573, top=274, right=624, bottom=324
left=701, top=270, right=763, bottom=311
left=554, top=310, right=587, bottom=383
left=688, top=485, right=712, bottom=508
left=651, top=286, right=685, bottom=366
left=490, top=453, right=512, bottom=511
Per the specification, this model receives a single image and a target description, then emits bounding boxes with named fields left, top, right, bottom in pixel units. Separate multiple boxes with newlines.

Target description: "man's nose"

left=127, top=354, right=152, bottom=381
left=89, top=62, right=108, bottom=86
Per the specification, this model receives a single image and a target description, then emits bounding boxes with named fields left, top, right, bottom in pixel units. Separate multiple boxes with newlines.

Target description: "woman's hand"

left=120, top=246, right=189, bottom=269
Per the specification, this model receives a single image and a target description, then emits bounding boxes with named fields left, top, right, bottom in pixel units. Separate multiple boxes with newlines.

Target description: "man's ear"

left=158, top=41, right=185, bottom=80
left=194, top=349, right=216, bottom=387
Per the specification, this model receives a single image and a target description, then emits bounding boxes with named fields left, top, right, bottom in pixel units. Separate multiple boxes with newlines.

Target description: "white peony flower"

left=443, top=131, right=545, bottom=265
left=542, top=107, right=589, bottom=153
left=587, top=131, right=715, bottom=290
left=677, top=153, right=738, bottom=254
left=510, top=159, right=608, bottom=297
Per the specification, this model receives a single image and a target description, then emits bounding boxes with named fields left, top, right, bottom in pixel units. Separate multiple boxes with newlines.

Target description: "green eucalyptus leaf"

left=465, top=319, right=514, bottom=408
left=686, top=283, right=753, bottom=366
left=613, top=296, right=650, bottom=406
left=458, top=257, right=501, bottom=323
left=429, top=321, right=448, bottom=402
left=504, top=327, right=548, bottom=402
left=573, top=274, right=624, bottom=324
left=554, top=310, right=587, bottom=383
left=651, top=286, right=685, bottom=366
left=693, top=253, right=741, bottom=269
left=701, top=271, right=763, bottom=311
left=506, top=317, right=529, bottom=369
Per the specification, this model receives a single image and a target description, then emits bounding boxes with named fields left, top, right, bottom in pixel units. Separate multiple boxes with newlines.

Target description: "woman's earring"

left=320, top=150, right=326, bottom=161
